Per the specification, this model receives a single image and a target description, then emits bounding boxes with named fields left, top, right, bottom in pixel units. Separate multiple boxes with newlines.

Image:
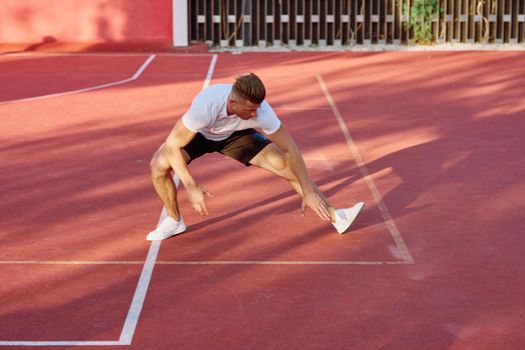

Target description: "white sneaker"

left=332, top=202, right=365, bottom=234
left=146, top=216, right=187, bottom=241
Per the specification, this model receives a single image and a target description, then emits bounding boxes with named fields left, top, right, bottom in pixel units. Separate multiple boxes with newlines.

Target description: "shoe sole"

left=337, top=202, right=365, bottom=234
left=146, top=226, right=186, bottom=241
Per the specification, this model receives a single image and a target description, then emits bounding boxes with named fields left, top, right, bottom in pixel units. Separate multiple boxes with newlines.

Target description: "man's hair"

left=232, top=73, right=266, bottom=104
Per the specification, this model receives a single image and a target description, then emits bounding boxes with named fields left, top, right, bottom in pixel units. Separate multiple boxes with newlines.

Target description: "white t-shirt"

left=181, top=84, right=281, bottom=141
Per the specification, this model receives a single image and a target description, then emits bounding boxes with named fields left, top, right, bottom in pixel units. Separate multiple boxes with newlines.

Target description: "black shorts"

left=183, top=129, right=272, bottom=166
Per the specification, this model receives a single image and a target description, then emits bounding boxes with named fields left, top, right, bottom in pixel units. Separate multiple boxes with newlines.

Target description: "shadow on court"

left=1, top=51, right=524, bottom=348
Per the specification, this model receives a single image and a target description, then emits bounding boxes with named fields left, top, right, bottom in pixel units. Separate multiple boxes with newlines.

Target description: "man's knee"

left=255, top=145, right=296, bottom=180
left=150, top=160, right=166, bottom=180
left=149, top=149, right=170, bottom=179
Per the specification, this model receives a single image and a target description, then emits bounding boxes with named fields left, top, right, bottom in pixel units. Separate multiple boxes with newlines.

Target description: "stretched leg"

left=249, top=143, right=364, bottom=234
left=149, top=143, right=190, bottom=220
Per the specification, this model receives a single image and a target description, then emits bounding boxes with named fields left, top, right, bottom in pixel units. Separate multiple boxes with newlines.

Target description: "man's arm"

left=266, top=124, right=332, bottom=221
left=164, top=120, right=212, bottom=215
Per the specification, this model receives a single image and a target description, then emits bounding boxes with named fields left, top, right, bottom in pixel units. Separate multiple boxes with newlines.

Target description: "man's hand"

left=301, top=187, right=332, bottom=222
left=186, top=184, right=213, bottom=216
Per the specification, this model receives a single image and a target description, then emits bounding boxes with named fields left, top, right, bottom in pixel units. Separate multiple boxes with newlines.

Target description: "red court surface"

left=1, top=51, right=525, bottom=349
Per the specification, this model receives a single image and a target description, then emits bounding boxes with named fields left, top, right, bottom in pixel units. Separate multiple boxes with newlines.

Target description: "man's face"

left=231, top=98, right=260, bottom=120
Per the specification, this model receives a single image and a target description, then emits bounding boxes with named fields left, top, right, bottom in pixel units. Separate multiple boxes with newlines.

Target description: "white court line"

left=202, top=54, right=218, bottom=90
left=0, top=341, right=122, bottom=347
left=0, top=261, right=145, bottom=265
left=1, top=52, right=214, bottom=57
left=0, top=260, right=407, bottom=265
left=157, top=260, right=407, bottom=265
left=105, top=53, right=217, bottom=346
left=0, top=54, right=156, bottom=105
left=0, top=54, right=219, bottom=347
left=118, top=241, right=160, bottom=345
left=316, top=75, right=415, bottom=264
left=117, top=53, right=218, bottom=344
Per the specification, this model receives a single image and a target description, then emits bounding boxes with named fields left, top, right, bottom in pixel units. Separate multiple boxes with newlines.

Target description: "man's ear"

left=227, top=97, right=237, bottom=114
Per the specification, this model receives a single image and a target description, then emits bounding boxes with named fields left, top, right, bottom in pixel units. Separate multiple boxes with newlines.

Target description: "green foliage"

left=402, top=0, right=443, bottom=44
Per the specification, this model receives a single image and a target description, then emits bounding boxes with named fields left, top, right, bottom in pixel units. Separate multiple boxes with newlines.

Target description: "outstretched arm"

left=164, top=120, right=212, bottom=215
left=266, top=124, right=333, bottom=221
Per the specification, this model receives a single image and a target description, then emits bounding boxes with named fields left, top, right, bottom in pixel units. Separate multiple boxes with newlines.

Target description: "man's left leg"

left=249, top=143, right=365, bottom=234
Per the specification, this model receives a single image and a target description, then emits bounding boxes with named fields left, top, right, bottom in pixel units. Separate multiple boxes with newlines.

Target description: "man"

left=147, top=73, right=364, bottom=241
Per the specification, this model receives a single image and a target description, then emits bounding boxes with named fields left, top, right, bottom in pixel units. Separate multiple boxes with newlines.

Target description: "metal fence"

left=189, top=0, right=525, bottom=47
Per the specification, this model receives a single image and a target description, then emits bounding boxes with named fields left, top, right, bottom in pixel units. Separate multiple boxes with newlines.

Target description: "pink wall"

left=0, top=0, right=172, bottom=45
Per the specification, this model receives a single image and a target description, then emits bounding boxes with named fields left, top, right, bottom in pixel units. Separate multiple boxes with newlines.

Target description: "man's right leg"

left=149, top=143, right=189, bottom=220
left=147, top=143, right=190, bottom=240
